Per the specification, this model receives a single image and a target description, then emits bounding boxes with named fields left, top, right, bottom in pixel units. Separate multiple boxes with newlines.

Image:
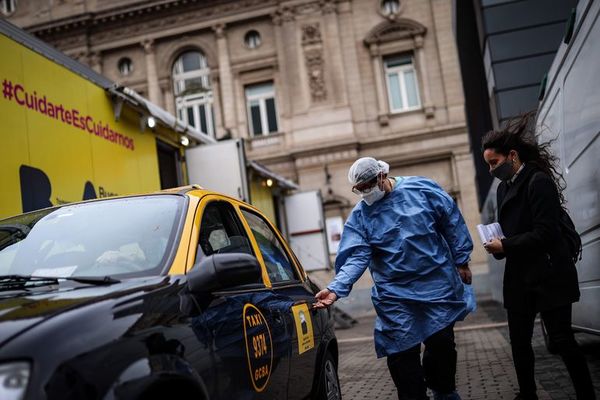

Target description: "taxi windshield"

left=0, top=195, right=185, bottom=279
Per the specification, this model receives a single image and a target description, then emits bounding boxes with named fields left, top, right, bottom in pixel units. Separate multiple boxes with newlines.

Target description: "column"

left=337, top=0, right=366, bottom=123
left=212, top=76, right=225, bottom=138
left=275, top=6, right=303, bottom=113
left=430, top=0, right=465, bottom=122
left=142, top=39, right=161, bottom=106
left=213, top=24, right=236, bottom=135
left=415, top=36, right=434, bottom=118
left=272, top=10, right=292, bottom=149
left=89, top=51, right=102, bottom=74
left=272, top=12, right=292, bottom=118
left=370, top=44, right=388, bottom=126
left=321, top=0, right=347, bottom=105
left=161, top=81, right=175, bottom=115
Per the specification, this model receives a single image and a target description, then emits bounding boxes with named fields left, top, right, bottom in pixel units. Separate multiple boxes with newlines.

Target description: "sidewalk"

left=336, top=300, right=600, bottom=399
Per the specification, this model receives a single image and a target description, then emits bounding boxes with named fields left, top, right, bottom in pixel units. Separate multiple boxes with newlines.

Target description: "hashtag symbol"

left=2, top=79, right=14, bottom=100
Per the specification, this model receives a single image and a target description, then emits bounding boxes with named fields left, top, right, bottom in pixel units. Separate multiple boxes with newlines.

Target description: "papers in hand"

left=476, top=223, right=505, bottom=244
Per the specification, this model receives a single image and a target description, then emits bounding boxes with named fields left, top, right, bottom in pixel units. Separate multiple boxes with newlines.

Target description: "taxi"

left=0, top=186, right=341, bottom=400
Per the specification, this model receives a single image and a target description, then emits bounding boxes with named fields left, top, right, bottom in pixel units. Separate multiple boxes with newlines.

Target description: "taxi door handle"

left=292, top=299, right=318, bottom=313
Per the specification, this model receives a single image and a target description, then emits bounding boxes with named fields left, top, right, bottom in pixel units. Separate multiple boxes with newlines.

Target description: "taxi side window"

left=199, top=202, right=253, bottom=257
left=240, top=209, right=298, bottom=283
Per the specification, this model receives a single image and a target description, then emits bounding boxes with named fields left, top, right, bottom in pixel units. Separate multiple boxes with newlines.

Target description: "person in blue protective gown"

left=314, top=157, right=475, bottom=400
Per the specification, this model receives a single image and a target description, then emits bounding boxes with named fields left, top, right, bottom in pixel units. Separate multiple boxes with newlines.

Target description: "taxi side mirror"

left=187, top=253, right=262, bottom=294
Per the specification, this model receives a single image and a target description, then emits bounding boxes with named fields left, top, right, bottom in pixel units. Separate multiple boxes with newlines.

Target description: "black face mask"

left=490, top=158, right=515, bottom=181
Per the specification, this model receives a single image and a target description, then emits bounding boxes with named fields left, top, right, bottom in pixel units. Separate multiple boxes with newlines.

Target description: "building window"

left=1, top=0, right=16, bottom=15
left=381, top=0, right=400, bottom=16
left=244, top=30, right=262, bottom=49
left=172, top=51, right=215, bottom=137
left=384, top=54, right=421, bottom=113
left=118, top=58, right=133, bottom=76
left=245, top=82, right=278, bottom=136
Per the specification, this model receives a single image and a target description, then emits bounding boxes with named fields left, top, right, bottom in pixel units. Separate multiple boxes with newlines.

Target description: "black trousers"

left=507, top=304, right=596, bottom=400
left=387, top=324, right=457, bottom=400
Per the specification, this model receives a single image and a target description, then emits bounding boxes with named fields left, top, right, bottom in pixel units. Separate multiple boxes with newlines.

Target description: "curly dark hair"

left=481, top=111, right=567, bottom=207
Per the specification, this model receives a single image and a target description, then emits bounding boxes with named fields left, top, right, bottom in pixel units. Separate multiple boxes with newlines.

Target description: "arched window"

left=172, top=51, right=215, bottom=137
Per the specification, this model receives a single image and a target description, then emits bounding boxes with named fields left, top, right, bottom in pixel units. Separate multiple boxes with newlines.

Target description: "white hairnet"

left=348, top=157, right=390, bottom=185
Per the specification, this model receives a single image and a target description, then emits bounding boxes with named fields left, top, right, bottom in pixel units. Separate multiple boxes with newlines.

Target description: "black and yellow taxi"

left=0, top=186, right=341, bottom=400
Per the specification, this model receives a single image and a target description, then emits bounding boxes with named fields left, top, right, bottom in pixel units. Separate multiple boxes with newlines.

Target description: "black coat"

left=495, top=163, right=579, bottom=312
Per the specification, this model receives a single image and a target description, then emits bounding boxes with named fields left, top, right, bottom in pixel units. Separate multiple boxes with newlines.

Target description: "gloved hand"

left=314, top=288, right=338, bottom=309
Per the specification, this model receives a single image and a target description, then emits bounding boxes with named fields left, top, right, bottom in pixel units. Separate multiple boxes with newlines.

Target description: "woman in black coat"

left=481, top=114, right=595, bottom=400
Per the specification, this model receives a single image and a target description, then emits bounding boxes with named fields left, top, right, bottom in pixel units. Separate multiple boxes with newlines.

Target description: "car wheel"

left=316, top=352, right=342, bottom=400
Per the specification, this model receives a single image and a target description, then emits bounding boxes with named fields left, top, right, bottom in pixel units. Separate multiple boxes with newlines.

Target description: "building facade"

left=6, top=0, right=488, bottom=307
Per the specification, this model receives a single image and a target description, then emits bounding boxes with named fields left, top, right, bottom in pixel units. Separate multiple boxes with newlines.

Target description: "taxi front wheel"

left=315, top=352, right=342, bottom=400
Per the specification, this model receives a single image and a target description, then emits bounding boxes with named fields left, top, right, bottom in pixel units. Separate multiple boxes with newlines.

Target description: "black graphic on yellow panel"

left=243, top=303, right=273, bottom=392
left=291, top=303, right=314, bottom=355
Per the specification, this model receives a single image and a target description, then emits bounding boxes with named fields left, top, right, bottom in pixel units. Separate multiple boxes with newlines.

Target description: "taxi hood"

left=0, top=277, right=169, bottom=348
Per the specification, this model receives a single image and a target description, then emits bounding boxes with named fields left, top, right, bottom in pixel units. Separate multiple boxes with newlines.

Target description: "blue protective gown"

left=328, top=177, right=474, bottom=358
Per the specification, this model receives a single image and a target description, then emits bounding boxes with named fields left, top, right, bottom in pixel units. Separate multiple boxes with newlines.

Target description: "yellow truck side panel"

left=0, top=36, right=29, bottom=218
left=0, top=34, right=161, bottom=219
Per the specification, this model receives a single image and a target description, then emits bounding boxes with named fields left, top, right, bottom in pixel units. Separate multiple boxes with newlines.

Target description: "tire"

left=315, top=352, right=342, bottom=400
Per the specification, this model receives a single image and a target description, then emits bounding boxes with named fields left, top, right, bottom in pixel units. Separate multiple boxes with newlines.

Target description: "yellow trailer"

left=0, top=19, right=214, bottom=219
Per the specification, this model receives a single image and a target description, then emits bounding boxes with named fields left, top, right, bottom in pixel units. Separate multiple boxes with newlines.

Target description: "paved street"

left=336, top=300, right=600, bottom=400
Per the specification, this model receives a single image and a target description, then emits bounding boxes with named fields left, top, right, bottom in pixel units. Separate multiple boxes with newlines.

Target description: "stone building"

left=5, top=0, right=488, bottom=307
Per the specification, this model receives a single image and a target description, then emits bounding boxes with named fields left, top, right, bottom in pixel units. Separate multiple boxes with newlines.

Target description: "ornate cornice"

left=301, top=23, right=322, bottom=45
left=364, top=18, right=427, bottom=46
left=142, top=39, right=154, bottom=54
left=320, top=0, right=337, bottom=15
left=26, top=0, right=275, bottom=43
left=271, top=5, right=295, bottom=25
left=212, top=23, right=226, bottom=39
left=272, top=0, right=337, bottom=25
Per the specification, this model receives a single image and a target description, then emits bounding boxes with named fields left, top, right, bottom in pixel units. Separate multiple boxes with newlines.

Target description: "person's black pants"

left=507, top=304, right=596, bottom=400
left=387, top=324, right=457, bottom=400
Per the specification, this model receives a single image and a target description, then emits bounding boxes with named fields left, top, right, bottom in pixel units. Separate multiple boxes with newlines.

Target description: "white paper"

left=32, top=266, right=78, bottom=278
left=476, top=223, right=505, bottom=244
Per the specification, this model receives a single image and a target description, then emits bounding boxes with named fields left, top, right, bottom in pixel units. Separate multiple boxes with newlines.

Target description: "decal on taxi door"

left=291, top=303, right=315, bottom=355
left=243, top=303, right=273, bottom=392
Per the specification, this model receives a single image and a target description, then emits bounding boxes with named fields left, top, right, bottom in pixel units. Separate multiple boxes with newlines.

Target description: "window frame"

left=384, top=54, right=422, bottom=114
left=381, top=0, right=400, bottom=16
left=176, top=92, right=215, bottom=137
left=238, top=206, right=301, bottom=285
left=245, top=82, right=279, bottom=137
left=172, top=51, right=216, bottom=138
left=244, top=30, right=262, bottom=49
left=196, top=200, right=255, bottom=259
left=118, top=57, right=133, bottom=76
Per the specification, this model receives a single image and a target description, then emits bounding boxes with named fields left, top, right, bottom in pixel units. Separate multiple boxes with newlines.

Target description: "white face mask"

left=361, top=185, right=385, bottom=206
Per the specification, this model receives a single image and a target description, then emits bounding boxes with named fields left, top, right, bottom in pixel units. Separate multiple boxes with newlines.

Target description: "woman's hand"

left=484, top=238, right=504, bottom=254
left=314, top=288, right=338, bottom=309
